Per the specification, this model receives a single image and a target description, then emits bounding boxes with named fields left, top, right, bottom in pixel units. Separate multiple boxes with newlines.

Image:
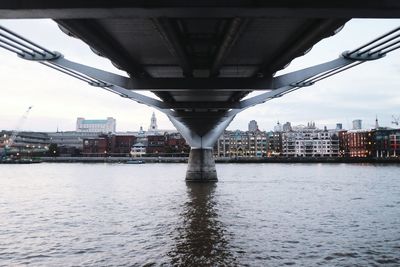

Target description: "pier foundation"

left=186, top=148, right=217, bottom=182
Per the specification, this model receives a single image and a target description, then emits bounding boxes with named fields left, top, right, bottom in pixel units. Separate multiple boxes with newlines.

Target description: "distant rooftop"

left=81, top=120, right=108, bottom=124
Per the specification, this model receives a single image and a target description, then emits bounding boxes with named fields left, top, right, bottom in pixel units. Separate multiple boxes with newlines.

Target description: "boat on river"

left=0, top=158, right=42, bottom=164
left=125, top=159, right=145, bottom=164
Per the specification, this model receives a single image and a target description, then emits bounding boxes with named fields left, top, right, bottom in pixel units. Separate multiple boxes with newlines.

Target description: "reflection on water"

left=1, top=163, right=400, bottom=266
left=168, top=183, right=237, bottom=266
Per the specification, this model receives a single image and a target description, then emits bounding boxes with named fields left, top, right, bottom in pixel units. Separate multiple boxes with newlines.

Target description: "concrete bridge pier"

left=186, top=148, right=217, bottom=182
left=168, top=115, right=235, bottom=182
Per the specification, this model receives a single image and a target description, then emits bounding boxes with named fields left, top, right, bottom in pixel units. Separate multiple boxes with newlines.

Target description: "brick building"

left=146, top=134, right=166, bottom=154
left=109, top=135, right=136, bottom=156
left=82, top=137, right=108, bottom=156
left=165, top=132, right=190, bottom=154
left=82, top=134, right=136, bottom=156
left=344, top=130, right=374, bottom=157
left=373, top=128, right=400, bottom=158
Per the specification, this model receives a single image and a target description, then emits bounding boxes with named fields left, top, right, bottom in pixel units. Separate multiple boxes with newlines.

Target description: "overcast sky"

left=0, top=19, right=399, bottom=132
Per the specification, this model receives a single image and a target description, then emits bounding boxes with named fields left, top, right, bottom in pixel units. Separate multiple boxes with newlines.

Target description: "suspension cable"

left=47, top=62, right=101, bottom=84
left=311, top=62, right=363, bottom=84
left=381, top=43, right=400, bottom=54
left=0, top=36, right=35, bottom=56
left=0, top=31, right=46, bottom=56
left=347, top=26, right=400, bottom=55
left=369, top=39, right=400, bottom=55
left=0, top=42, right=23, bottom=55
left=40, top=62, right=94, bottom=84
left=0, top=25, right=56, bottom=56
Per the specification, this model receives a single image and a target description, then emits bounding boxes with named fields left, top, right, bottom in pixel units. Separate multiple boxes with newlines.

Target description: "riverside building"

left=373, top=128, right=400, bottom=157
left=76, top=117, right=116, bottom=133
left=341, top=130, right=374, bottom=157
left=281, top=122, right=339, bottom=157
left=215, top=129, right=268, bottom=157
left=267, top=131, right=282, bottom=156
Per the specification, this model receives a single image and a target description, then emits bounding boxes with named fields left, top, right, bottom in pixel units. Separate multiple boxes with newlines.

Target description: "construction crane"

left=392, top=115, right=399, bottom=126
left=1, top=106, right=33, bottom=159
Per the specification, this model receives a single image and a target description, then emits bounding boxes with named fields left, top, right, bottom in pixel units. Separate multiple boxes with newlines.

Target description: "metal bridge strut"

left=0, top=24, right=399, bottom=181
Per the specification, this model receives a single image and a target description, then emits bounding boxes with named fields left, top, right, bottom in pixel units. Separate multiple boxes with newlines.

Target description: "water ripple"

left=0, top=163, right=399, bottom=266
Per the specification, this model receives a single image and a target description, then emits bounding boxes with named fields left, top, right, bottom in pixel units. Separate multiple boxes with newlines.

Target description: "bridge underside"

left=54, top=4, right=347, bottom=182
left=54, top=13, right=347, bottom=142
left=1, top=1, right=399, bottom=181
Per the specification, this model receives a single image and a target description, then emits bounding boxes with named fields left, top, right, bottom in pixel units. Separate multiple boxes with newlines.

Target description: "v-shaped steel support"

left=0, top=24, right=399, bottom=181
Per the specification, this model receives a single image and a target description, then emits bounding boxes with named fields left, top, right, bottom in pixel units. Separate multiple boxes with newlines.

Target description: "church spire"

left=149, top=112, right=158, bottom=132
left=375, top=115, right=380, bottom=129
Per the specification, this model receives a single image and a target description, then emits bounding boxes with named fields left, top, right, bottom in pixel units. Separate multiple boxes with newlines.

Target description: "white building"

left=130, top=142, right=146, bottom=157
left=48, top=131, right=100, bottom=149
left=281, top=123, right=339, bottom=157
left=76, top=117, right=116, bottom=133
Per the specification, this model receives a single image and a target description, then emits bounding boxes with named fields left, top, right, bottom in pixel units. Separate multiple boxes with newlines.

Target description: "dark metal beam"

left=56, top=19, right=149, bottom=78
left=210, top=17, right=248, bottom=77
left=56, top=19, right=177, bottom=102
left=228, top=91, right=252, bottom=103
left=152, top=18, right=193, bottom=77
left=1, top=2, right=400, bottom=19
left=166, top=101, right=239, bottom=110
left=172, top=111, right=231, bottom=120
left=256, top=18, right=349, bottom=76
left=126, top=77, right=273, bottom=91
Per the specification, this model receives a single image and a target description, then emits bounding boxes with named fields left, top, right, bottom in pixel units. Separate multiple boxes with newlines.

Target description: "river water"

left=0, top=163, right=399, bottom=266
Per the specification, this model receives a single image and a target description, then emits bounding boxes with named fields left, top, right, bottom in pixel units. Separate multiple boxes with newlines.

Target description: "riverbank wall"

left=39, top=156, right=400, bottom=164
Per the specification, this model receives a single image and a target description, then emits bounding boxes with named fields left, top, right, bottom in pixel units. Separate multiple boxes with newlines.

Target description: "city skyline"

left=0, top=19, right=399, bottom=132
left=0, top=113, right=396, bottom=133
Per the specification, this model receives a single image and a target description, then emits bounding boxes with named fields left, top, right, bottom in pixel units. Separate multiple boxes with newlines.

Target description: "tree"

left=47, top=143, right=59, bottom=157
